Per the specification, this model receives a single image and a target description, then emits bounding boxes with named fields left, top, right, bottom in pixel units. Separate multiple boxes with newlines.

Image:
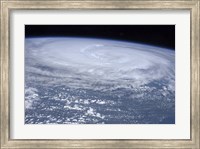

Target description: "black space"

left=25, top=25, right=175, bottom=49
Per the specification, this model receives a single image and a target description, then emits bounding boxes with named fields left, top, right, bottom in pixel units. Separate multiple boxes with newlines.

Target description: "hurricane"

left=25, top=37, right=175, bottom=124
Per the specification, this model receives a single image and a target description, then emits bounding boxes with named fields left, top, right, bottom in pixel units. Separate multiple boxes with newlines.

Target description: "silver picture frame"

left=1, top=0, right=199, bottom=148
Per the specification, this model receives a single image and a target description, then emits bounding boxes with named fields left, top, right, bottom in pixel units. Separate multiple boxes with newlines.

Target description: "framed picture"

left=1, top=0, right=199, bottom=148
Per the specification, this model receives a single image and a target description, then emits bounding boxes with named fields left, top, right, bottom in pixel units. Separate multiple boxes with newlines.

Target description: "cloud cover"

left=25, top=37, right=175, bottom=91
left=25, top=37, right=175, bottom=124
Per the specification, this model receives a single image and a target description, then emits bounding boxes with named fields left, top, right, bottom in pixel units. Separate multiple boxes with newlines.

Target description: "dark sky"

left=25, top=25, right=175, bottom=49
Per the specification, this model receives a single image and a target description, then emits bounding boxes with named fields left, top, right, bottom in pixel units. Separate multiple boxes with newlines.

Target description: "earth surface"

left=25, top=37, right=175, bottom=124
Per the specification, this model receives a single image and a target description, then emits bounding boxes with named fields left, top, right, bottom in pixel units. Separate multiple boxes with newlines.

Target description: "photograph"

left=1, top=0, right=199, bottom=148
left=24, top=25, right=175, bottom=124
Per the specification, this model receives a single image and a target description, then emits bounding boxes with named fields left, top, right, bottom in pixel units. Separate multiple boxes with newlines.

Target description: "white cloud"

left=25, top=87, right=39, bottom=109
left=25, top=37, right=175, bottom=91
